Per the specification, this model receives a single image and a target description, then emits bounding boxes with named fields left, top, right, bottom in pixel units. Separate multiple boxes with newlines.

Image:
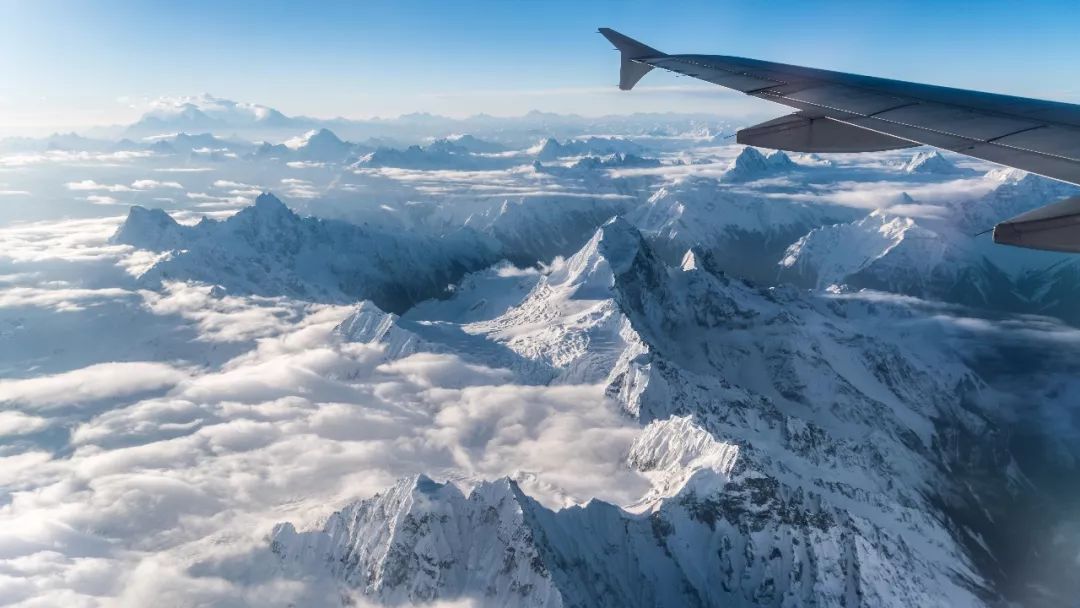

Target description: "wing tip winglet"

left=597, top=28, right=664, bottom=91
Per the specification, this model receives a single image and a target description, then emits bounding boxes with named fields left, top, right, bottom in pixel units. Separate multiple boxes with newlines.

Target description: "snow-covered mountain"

left=721, top=147, right=798, bottom=182
left=631, top=173, right=854, bottom=283
left=434, top=133, right=507, bottom=154
left=10, top=100, right=1080, bottom=607
left=902, top=150, right=969, bottom=175
left=533, top=137, right=644, bottom=161
left=778, top=209, right=1020, bottom=309
left=253, top=218, right=1039, bottom=606
left=283, top=128, right=359, bottom=161
left=128, top=93, right=294, bottom=134
left=780, top=172, right=1080, bottom=319
left=111, top=193, right=501, bottom=312
left=353, top=141, right=506, bottom=170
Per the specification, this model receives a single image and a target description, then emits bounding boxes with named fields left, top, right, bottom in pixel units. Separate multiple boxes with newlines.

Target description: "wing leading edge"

left=599, top=27, right=1080, bottom=252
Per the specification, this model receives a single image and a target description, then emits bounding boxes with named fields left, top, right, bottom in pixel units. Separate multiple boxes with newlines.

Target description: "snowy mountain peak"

left=282, top=128, right=355, bottom=161
left=110, top=205, right=184, bottom=250
left=955, top=170, right=1080, bottom=232
left=597, top=217, right=646, bottom=276
left=437, top=134, right=505, bottom=154
left=249, top=191, right=294, bottom=218
left=544, top=219, right=637, bottom=297
left=985, top=167, right=1027, bottom=182
left=679, top=249, right=699, bottom=271
left=904, top=149, right=961, bottom=174
left=779, top=207, right=956, bottom=292
left=722, top=147, right=795, bottom=182
left=286, top=128, right=343, bottom=149
left=129, top=94, right=292, bottom=133
left=534, top=137, right=563, bottom=161
left=269, top=475, right=559, bottom=607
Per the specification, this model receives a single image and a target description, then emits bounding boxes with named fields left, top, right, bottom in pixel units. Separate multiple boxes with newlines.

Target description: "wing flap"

left=871, top=103, right=1043, bottom=141
left=737, top=113, right=916, bottom=153
left=784, top=84, right=914, bottom=116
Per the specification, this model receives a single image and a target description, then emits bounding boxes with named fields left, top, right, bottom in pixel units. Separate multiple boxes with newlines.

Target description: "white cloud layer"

left=0, top=254, right=645, bottom=605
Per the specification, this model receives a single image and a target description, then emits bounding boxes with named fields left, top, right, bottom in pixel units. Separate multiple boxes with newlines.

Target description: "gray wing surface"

left=599, top=28, right=1080, bottom=251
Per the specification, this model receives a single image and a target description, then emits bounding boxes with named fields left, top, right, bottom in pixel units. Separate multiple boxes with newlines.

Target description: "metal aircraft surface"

left=600, top=28, right=1080, bottom=252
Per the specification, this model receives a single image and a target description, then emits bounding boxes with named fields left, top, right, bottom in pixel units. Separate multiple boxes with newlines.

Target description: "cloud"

left=0, top=361, right=188, bottom=409
left=86, top=195, right=121, bottom=206
left=213, top=180, right=258, bottom=189
left=0, top=411, right=50, bottom=436
left=0, top=215, right=129, bottom=265
left=67, top=179, right=183, bottom=192
left=154, top=167, right=214, bottom=173
left=130, top=179, right=183, bottom=190
left=0, top=150, right=153, bottom=168
left=66, top=180, right=133, bottom=192
left=0, top=275, right=647, bottom=605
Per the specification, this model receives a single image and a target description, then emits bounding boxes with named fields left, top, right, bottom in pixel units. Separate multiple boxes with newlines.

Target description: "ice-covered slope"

left=112, top=193, right=501, bottom=312
left=780, top=173, right=1080, bottom=317
left=271, top=476, right=564, bottom=607
left=266, top=458, right=976, bottom=608
left=292, top=220, right=1024, bottom=607
left=334, top=220, right=645, bottom=385
left=955, top=171, right=1080, bottom=235
left=631, top=174, right=853, bottom=282
left=776, top=209, right=1017, bottom=308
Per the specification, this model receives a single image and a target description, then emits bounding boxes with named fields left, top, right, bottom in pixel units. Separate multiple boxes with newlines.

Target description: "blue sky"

left=1, top=0, right=1078, bottom=131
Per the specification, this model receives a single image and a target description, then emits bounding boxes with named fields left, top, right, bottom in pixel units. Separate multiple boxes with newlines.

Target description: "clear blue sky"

left=1, top=0, right=1078, bottom=131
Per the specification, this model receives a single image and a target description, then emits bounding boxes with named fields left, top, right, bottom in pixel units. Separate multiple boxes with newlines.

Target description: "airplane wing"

left=599, top=27, right=1080, bottom=252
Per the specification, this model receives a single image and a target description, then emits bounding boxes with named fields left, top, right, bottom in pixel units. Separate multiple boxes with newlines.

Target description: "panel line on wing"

left=985, top=125, right=1047, bottom=143
left=864, top=102, right=923, bottom=117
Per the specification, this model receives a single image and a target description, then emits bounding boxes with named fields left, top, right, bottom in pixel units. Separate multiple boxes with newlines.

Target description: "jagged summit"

left=287, top=127, right=338, bottom=146
left=903, top=149, right=962, bottom=174
left=779, top=209, right=950, bottom=290
left=437, top=133, right=505, bottom=154
left=721, top=147, right=796, bottom=182
left=353, top=141, right=499, bottom=170
left=956, top=170, right=1080, bottom=233
left=251, top=191, right=291, bottom=213
left=110, top=192, right=500, bottom=312
left=283, top=128, right=355, bottom=161
left=597, top=216, right=645, bottom=275
left=533, top=136, right=643, bottom=161
left=534, top=137, right=564, bottom=161
left=110, top=205, right=184, bottom=250
left=544, top=217, right=645, bottom=298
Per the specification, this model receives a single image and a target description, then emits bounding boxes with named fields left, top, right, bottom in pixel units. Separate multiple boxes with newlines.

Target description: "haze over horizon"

left=3, top=0, right=1079, bottom=135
